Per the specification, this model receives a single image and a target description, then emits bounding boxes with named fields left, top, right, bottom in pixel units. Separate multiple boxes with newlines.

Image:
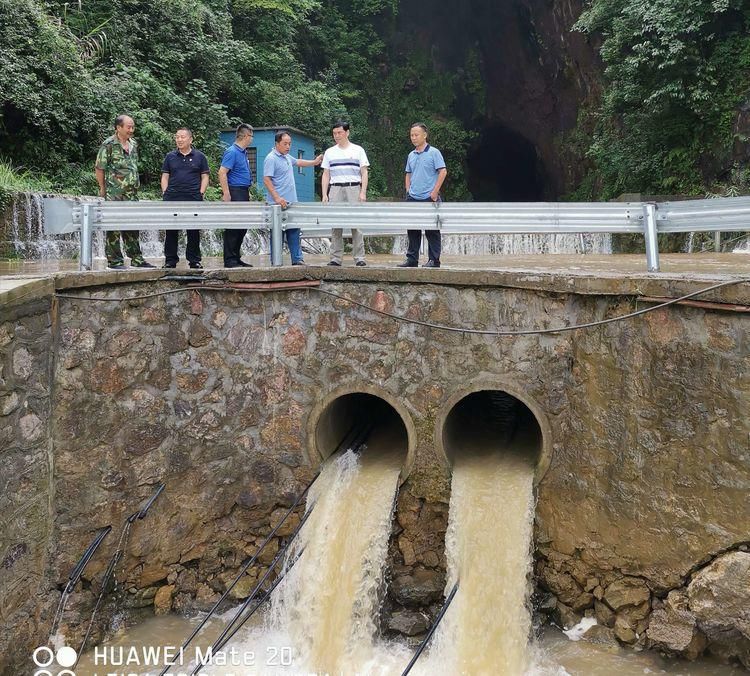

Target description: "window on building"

left=297, top=149, right=304, bottom=174
left=247, top=147, right=258, bottom=180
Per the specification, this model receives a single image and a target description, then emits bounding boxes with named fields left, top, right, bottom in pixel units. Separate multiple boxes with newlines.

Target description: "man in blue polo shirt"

left=262, top=131, right=322, bottom=265
left=161, top=127, right=209, bottom=269
left=219, top=123, right=254, bottom=268
left=397, top=122, right=448, bottom=268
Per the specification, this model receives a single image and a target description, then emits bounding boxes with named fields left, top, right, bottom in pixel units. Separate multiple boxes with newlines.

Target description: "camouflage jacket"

left=95, top=135, right=140, bottom=199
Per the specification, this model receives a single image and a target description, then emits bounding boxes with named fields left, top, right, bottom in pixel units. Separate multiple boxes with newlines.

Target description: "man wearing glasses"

left=219, top=123, right=255, bottom=268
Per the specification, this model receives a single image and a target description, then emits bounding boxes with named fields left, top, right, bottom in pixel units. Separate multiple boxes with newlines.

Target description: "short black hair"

left=176, top=127, right=193, bottom=137
left=410, top=122, right=428, bottom=133
left=114, top=114, right=131, bottom=129
left=332, top=121, right=350, bottom=132
left=236, top=123, right=254, bottom=138
left=275, top=130, right=291, bottom=143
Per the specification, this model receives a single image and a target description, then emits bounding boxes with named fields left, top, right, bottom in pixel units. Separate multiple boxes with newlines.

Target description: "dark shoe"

left=163, top=262, right=177, bottom=269
left=422, top=260, right=441, bottom=268
left=107, top=262, right=126, bottom=270
left=188, top=262, right=204, bottom=269
left=355, top=260, right=367, bottom=267
left=327, top=261, right=342, bottom=267
left=292, top=260, right=305, bottom=266
left=397, top=260, right=417, bottom=268
left=236, top=260, right=252, bottom=267
left=132, top=260, right=156, bottom=269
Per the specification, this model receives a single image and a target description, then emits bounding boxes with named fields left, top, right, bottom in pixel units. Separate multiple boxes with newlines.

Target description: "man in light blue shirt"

left=263, top=131, right=322, bottom=265
left=398, top=123, right=448, bottom=268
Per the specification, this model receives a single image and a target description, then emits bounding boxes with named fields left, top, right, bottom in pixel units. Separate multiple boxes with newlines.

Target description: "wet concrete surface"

left=2, top=253, right=749, bottom=307
left=2, top=252, right=750, bottom=277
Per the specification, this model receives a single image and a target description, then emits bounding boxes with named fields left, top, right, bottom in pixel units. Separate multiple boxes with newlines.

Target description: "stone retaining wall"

left=1, top=268, right=748, bottom=671
left=0, top=282, right=57, bottom=668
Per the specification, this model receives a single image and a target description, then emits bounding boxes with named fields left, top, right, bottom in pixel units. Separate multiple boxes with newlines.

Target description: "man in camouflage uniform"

left=95, top=114, right=154, bottom=269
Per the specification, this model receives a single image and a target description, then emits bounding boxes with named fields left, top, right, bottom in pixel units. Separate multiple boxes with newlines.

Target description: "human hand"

left=430, top=190, right=440, bottom=202
left=222, top=192, right=231, bottom=202
left=359, top=190, right=366, bottom=202
left=314, top=154, right=323, bottom=166
left=322, top=194, right=329, bottom=203
left=277, top=196, right=289, bottom=209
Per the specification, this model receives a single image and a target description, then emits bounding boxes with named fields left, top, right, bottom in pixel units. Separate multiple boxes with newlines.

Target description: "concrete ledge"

left=0, top=277, right=54, bottom=309
left=45, top=263, right=750, bottom=305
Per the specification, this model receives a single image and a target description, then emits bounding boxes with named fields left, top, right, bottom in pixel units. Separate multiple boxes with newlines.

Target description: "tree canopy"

left=574, top=0, right=750, bottom=198
left=1, top=0, right=749, bottom=201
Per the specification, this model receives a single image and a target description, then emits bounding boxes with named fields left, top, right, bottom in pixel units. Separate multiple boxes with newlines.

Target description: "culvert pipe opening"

left=313, top=393, right=410, bottom=465
left=442, top=390, right=544, bottom=468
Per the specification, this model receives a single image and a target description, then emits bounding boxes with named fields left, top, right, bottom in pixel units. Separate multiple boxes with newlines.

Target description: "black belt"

left=331, top=182, right=361, bottom=187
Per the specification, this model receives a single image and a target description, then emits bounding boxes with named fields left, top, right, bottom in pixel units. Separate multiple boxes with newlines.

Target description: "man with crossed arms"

left=321, top=121, right=370, bottom=267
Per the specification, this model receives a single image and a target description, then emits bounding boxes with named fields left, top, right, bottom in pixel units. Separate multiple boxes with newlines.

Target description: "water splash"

left=267, top=446, right=401, bottom=672
left=5, top=193, right=79, bottom=259
left=393, top=232, right=612, bottom=256
left=429, top=451, right=536, bottom=675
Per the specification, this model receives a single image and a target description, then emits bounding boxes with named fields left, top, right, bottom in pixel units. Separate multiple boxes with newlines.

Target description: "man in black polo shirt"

left=161, top=127, right=210, bottom=269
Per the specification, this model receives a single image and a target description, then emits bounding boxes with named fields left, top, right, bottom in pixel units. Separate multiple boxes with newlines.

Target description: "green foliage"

left=0, top=0, right=105, bottom=168
left=0, top=0, right=468, bottom=200
left=5, top=0, right=750, bottom=206
left=232, top=0, right=319, bottom=16
left=575, top=0, right=750, bottom=198
left=351, top=51, right=474, bottom=200
left=0, top=158, right=51, bottom=211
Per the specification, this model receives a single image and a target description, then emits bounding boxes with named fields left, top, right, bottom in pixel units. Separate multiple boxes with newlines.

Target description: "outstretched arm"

left=297, top=154, right=323, bottom=168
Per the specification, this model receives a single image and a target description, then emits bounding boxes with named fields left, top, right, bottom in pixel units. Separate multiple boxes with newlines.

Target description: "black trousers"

left=163, top=191, right=202, bottom=265
left=224, top=185, right=249, bottom=265
left=405, top=194, right=441, bottom=263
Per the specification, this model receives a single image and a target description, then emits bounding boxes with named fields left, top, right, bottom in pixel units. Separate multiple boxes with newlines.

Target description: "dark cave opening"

left=466, top=125, right=547, bottom=201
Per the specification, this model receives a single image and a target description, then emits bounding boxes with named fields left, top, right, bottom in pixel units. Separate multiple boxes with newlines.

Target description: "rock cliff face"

left=391, top=0, right=600, bottom=199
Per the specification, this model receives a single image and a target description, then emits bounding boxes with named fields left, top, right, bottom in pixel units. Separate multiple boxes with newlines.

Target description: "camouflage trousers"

left=105, top=194, right=144, bottom=265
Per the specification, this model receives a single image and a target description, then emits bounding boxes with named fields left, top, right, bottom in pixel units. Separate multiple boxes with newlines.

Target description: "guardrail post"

left=80, top=203, right=93, bottom=271
left=270, top=205, right=283, bottom=267
left=714, top=231, right=721, bottom=253
left=642, top=203, right=660, bottom=272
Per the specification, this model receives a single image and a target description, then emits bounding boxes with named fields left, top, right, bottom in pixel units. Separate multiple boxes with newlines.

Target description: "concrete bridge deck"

left=2, top=253, right=749, bottom=311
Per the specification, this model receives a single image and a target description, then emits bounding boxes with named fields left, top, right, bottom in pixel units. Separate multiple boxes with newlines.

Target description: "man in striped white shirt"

left=321, top=121, right=370, bottom=267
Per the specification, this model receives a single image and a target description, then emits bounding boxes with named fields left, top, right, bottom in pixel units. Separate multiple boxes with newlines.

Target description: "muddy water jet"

left=429, top=390, right=539, bottom=673
left=270, top=444, right=404, bottom=671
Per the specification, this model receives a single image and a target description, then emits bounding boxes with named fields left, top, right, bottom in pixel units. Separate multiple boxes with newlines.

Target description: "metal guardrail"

left=42, top=196, right=750, bottom=272
left=283, top=202, right=647, bottom=235
left=655, top=196, right=750, bottom=233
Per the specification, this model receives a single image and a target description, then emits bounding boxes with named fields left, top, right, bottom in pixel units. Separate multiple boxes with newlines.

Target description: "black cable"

left=55, top=277, right=750, bottom=337
left=209, top=547, right=305, bottom=661
left=191, top=514, right=312, bottom=675
left=158, top=473, right=319, bottom=676
left=401, top=581, right=459, bottom=675
left=313, top=279, right=749, bottom=336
